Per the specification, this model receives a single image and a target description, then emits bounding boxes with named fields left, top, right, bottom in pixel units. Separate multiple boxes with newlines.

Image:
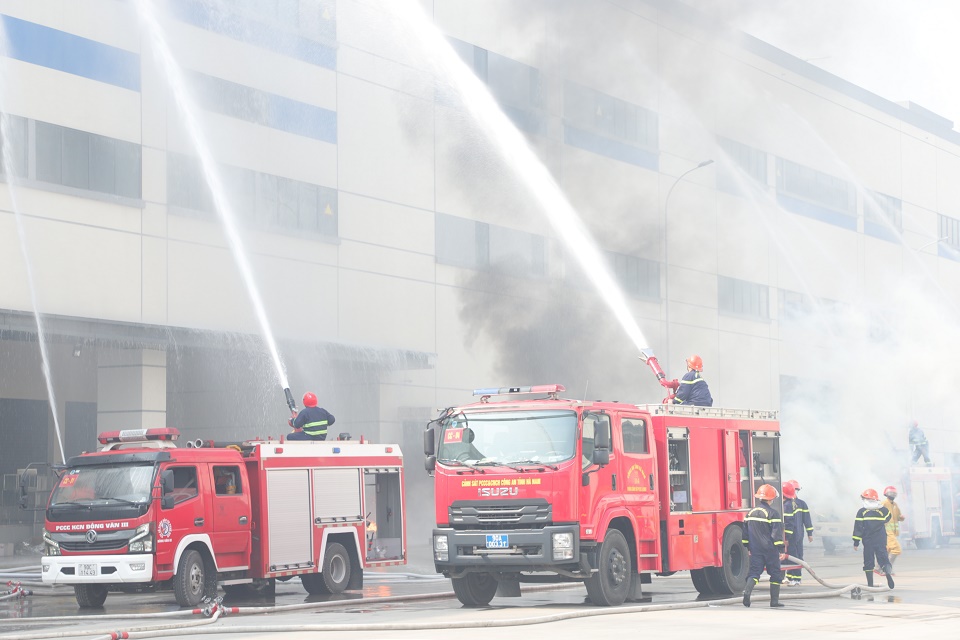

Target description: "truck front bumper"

left=432, top=525, right=579, bottom=570
left=42, top=554, right=155, bottom=585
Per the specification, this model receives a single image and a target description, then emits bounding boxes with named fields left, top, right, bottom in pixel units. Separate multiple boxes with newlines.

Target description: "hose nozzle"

left=283, top=387, right=297, bottom=414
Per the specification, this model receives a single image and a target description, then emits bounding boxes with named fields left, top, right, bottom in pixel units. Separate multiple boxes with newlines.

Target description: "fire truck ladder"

left=638, top=405, right=778, bottom=420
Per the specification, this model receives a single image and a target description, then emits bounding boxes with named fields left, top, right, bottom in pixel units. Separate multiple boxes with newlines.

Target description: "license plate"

left=485, top=534, right=509, bottom=549
left=78, top=563, right=97, bottom=577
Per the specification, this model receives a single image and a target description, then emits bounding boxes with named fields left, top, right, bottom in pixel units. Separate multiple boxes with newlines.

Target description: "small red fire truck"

left=424, top=382, right=782, bottom=606
left=40, top=428, right=406, bottom=608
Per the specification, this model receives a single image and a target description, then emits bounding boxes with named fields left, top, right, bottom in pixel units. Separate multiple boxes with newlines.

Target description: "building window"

left=16, top=119, right=141, bottom=199
left=776, top=158, right=855, bottom=213
left=0, top=115, right=28, bottom=178
left=719, top=276, right=769, bottom=320
left=565, top=83, right=658, bottom=150
left=435, top=212, right=546, bottom=277
left=610, top=252, right=660, bottom=298
left=167, top=153, right=338, bottom=237
left=718, top=137, right=767, bottom=191
left=864, top=192, right=902, bottom=230
left=449, top=38, right=543, bottom=134
left=940, top=214, right=960, bottom=250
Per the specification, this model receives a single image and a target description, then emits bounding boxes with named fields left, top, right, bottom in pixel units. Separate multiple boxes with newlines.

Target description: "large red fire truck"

left=899, top=464, right=957, bottom=548
left=424, top=382, right=782, bottom=606
left=38, top=428, right=406, bottom=608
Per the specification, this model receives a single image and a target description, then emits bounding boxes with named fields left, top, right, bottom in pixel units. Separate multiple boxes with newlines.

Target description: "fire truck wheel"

left=689, top=568, right=713, bottom=596
left=174, top=549, right=213, bottom=607
left=704, top=526, right=748, bottom=596
left=74, top=584, right=108, bottom=608
left=451, top=572, right=498, bottom=607
left=303, top=542, right=352, bottom=594
left=584, top=529, right=631, bottom=606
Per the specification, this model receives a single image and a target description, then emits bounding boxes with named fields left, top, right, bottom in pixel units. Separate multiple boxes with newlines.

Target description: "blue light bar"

left=472, top=385, right=566, bottom=396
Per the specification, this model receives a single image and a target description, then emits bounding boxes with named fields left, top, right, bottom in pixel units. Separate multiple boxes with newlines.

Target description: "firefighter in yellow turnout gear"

left=880, top=486, right=904, bottom=575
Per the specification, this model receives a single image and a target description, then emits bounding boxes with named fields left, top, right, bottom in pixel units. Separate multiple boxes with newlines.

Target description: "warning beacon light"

left=98, top=428, right=181, bottom=445
left=472, top=384, right=566, bottom=401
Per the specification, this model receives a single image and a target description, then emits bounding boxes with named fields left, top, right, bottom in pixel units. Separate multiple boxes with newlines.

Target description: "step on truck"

left=424, top=382, right=782, bottom=606
left=37, top=428, right=406, bottom=607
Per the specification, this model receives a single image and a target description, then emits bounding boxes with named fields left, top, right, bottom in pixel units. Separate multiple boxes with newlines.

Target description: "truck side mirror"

left=161, top=495, right=175, bottom=510
left=423, top=427, right=435, bottom=457
left=425, top=455, right=436, bottom=473
left=592, top=448, right=610, bottom=466
left=593, top=418, right=610, bottom=466
left=161, top=470, right=174, bottom=495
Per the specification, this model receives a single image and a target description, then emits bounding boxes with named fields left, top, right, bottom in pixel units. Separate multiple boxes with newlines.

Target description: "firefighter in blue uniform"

left=742, top=484, right=787, bottom=608
left=853, top=488, right=895, bottom=589
left=783, top=479, right=813, bottom=585
left=288, top=392, right=336, bottom=441
left=670, top=355, right=713, bottom=407
left=908, top=420, right=932, bottom=466
left=781, top=481, right=803, bottom=586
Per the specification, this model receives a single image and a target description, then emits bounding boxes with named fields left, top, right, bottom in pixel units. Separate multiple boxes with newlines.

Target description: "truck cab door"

left=156, top=464, right=204, bottom=576
left=208, top=464, right=251, bottom=570
left=618, top=413, right=660, bottom=571
left=578, top=412, right=618, bottom=535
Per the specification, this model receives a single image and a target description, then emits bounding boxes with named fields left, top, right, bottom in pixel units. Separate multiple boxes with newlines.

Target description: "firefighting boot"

left=865, top=571, right=874, bottom=587
left=742, top=579, right=755, bottom=607
left=769, top=583, right=785, bottom=608
left=884, top=566, right=895, bottom=589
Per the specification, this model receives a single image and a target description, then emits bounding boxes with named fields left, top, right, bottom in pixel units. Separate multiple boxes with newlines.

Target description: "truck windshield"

left=437, top=410, right=577, bottom=465
left=49, top=464, right=155, bottom=506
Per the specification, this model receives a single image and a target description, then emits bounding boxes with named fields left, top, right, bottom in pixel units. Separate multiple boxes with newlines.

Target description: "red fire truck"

left=39, top=428, right=406, bottom=608
left=899, top=464, right=957, bottom=548
left=424, top=383, right=782, bottom=606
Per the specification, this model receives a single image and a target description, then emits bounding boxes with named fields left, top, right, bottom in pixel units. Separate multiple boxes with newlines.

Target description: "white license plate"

left=485, top=534, right=509, bottom=549
left=78, top=563, right=97, bottom=577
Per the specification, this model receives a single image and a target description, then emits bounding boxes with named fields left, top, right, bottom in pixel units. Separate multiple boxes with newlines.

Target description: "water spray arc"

left=134, top=0, right=292, bottom=405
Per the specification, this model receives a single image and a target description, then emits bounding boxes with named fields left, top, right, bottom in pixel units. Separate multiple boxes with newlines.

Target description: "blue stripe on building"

left=267, top=93, right=337, bottom=143
left=0, top=15, right=140, bottom=91
left=564, top=125, right=659, bottom=170
left=776, top=193, right=857, bottom=231
left=169, top=0, right=336, bottom=70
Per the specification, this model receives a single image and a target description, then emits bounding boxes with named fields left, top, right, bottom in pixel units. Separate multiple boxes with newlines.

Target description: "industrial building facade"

left=1, top=0, right=958, bottom=544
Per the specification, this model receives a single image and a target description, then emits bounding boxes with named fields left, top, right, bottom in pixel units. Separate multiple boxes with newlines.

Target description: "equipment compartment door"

left=266, top=469, right=312, bottom=569
left=723, top=430, right=741, bottom=511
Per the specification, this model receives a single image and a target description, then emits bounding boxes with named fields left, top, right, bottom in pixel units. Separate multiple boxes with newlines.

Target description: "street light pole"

left=663, top=159, right=713, bottom=376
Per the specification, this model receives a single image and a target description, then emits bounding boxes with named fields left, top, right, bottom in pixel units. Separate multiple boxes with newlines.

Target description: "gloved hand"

left=779, top=553, right=788, bottom=561
left=288, top=418, right=294, bottom=428
left=661, top=378, right=680, bottom=391
left=853, top=542, right=859, bottom=550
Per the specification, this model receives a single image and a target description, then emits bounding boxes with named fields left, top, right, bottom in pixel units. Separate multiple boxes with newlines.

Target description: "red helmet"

left=883, top=486, right=897, bottom=498
left=686, top=355, right=704, bottom=372
left=302, top=392, right=318, bottom=408
left=786, top=479, right=801, bottom=491
left=861, top=488, right=879, bottom=501
left=781, top=482, right=797, bottom=499
left=755, top=484, right=778, bottom=501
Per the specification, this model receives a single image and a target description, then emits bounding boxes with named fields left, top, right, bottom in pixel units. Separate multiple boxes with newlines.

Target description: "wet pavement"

left=2, top=544, right=959, bottom=638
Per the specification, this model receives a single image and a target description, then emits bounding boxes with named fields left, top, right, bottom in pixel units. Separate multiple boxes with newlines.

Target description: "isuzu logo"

left=85, top=529, right=98, bottom=544
left=478, top=486, right=519, bottom=497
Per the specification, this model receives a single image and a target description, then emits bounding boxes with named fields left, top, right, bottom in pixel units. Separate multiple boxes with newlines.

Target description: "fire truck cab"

left=425, top=386, right=781, bottom=606
left=41, top=428, right=406, bottom=608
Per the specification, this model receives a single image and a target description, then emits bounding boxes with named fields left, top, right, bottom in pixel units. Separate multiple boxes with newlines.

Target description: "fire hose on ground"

left=0, top=555, right=892, bottom=640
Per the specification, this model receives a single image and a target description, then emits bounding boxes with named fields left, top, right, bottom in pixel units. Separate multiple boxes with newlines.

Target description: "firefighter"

left=742, top=484, right=787, bottom=608
left=908, top=420, right=932, bottom=466
left=785, top=479, right=813, bottom=584
left=670, top=354, right=713, bottom=407
left=879, top=485, right=905, bottom=575
left=781, top=481, right=802, bottom=586
left=852, top=488, right=895, bottom=589
left=288, top=392, right=336, bottom=441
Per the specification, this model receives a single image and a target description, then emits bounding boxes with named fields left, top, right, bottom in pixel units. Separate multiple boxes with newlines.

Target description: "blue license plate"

left=485, top=534, right=509, bottom=549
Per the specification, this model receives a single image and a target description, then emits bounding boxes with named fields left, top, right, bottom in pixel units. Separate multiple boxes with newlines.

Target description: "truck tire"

left=690, top=568, right=713, bottom=596
left=223, top=579, right=275, bottom=598
left=451, top=572, right=498, bottom=607
left=704, top=526, right=748, bottom=596
left=74, top=584, right=108, bottom=608
left=585, top=529, right=631, bottom=606
left=302, top=542, right=352, bottom=595
left=174, top=549, right=212, bottom=607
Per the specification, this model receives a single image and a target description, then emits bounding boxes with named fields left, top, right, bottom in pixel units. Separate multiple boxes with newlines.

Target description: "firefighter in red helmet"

left=288, top=391, right=336, bottom=441
left=852, top=488, right=894, bottom=589
left=670, top=354, right=713, bottom=407
left=879, top=485, right=904, bottom=575
left=783, top=479, right=812, bottom=585
left=742, top=484, right=787, bottom=608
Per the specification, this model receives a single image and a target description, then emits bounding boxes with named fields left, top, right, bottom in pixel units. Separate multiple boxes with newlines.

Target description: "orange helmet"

left=686, top=355, right=703, bottom=372
left=861, top=488, right=879, bottom=501
left=781, top=482, right=796, bottom=499
left=755, top=484, right=778, bottom=501
left=786, top=479, right=801, bottom=491
left=302, top=392, right=318, bottom=408
left=883, top=486, right=897, bottom=498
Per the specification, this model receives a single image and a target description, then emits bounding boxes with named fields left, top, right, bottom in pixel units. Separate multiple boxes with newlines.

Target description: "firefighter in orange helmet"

left=852, top=488, right=894, bottom=589
left=742, top=484, right=787, bottom=608
left=879, top=486, right=904, bottom=575
left=288, top=392, right=336, bottom=441
left=670, top=355, right=713, bottom=407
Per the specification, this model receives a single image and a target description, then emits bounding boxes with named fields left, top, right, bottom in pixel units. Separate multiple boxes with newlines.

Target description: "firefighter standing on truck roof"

left=781, top=482, right=802, bottom=587
left=909, top=420, right=933, bottom=466
left=853, top=488, right=895, bottom=589
left=288, top=392, right=336, bottom=441
left=663, top=354, right=713, bottom=407
left=742, top=484, right=787, bottom=608
left=784, top=479, right=813, bottom=585
left=879, top=485, right=904, bottom=575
